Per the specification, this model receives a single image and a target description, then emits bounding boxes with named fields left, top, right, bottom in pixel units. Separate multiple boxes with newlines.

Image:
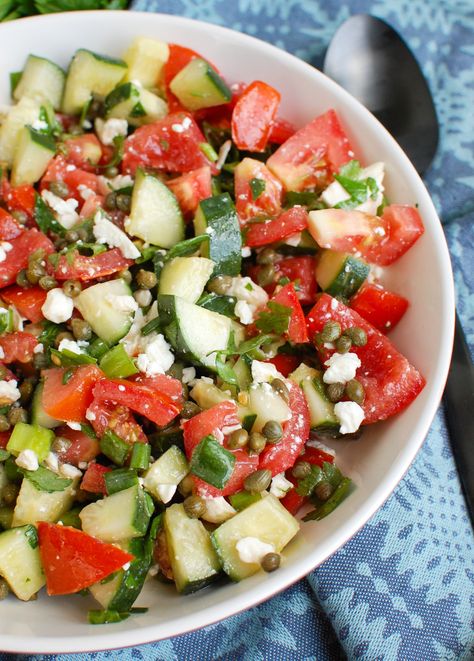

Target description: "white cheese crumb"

left=181, top=366, right=196, bottom=384
left=202, top=497, right=236, bottom=523
left=44, top=452, right=59, bottom=472
left=59, top=463, right=82, bottom=479
left=15, top=449, right=39, bottom=472
left=41, top=288, right=74, bottom=324
left=236, top=537, right=275, bottom=564
left=0, top=347, right=4, bottom=359
left=226, top=276, right=268, bottom=308
left=99, top=174, right=134, bottom=192
left=33, top=343, right=44, bottom=354
left=95, top=118, right=128, bottom=146
left=85, top=408, right=96, bottom=421
left=11, top=305, right=26, bottom=332
left=284, top=232, right=302, bottom=247
left=133, top=289, right=152, bottom=308
left=67, top=421, right=82, bottom=431
left=41, top=190, right=79, bottom=230
left=270, top=473, right=293, bottom=498
left=0, top=380, right=20, bottom=404
left=156, top=483, right=176, bottom=504
left=136, top=333, right=174, bottom=376
left=77, top=184, right=95, bottom=201
left=234, top=299, right=254, bottom=325
left=323, top=352, right=361, bottom=385
left=93, top=211, right=140, bottom=259
left=78, top=461, right=88, bottom=470
left=122, top=562, right=131, bottom=571
left=251, top=360, right=280, bottom=384
left=58, top=338, right=87, bottom=355
left=31, top=119, right=48, bottom=131
left=241, top=246, right=252, bottom=258
left=334, top=401, right=365, bottom=434
left=0, top=241, right=13, bottom=263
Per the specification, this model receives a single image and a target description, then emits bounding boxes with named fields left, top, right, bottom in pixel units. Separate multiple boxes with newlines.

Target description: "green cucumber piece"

left=169, top=58, right=232, bottom=111
left=11, top=126, right=56, bottom=186
left=31, top=384, right=61, bottom=429
left=211, top=494, right=299, bottom=581
left=233, top=354, right=252, bottom=391
left=143, top=445, right=188, bottom=502
left=0, top=525, right=45, bottom=600
left=125, top=170, right=184, bottom=248
left=248, top=383, right=291, bottom=433
left=62, top=49, right=128, bottom=116
left=164, top=503, right=221, bottom=593
left=316, top=250, right=369, bottom=299
left=75, top=278, right=134, bottom=344
left=13, top=54, right=65, bottom=110
left=0, top=96, right=41, bottom=166
left=105, top=82, right=168, bottom=126
left=158, top=256, right=215, bottom=303
left=7, top=422, right=54, bottom=462
left=300, top=372, right=339, bottom=431
left=193, top=193, right=242, bottom=277
left=123, top=37, right=169, bottom=89
left=99, top=343, right=138, bottom=379
left=12, top=474, right=79, bottom=527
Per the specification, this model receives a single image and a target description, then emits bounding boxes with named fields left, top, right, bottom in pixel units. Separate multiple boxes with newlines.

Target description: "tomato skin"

left=267, top=109, right=355, bottom=192
left=87, top=399, right=147, bottom=445
left=81, top=462, right=112, bottom=494
left=268, top=117, right=296, bottom=144
left=40, top=155, right=99, bottom=202
left=42, top=365, right=104, bottom=423
left=5, top=184, right=36, bottom=218
left=364, top=205, right=425, bottom=266
left=0, top=228, right=55, bottom=289
left=38, top=522, right=134, bottom=596
left=0, top=332, right=38, bottom=363
left=248, top=255, right=317, bottom=306
left=267, top=353, right=301, bottom=377
left=50, top=248, right=132, bottom=282
left=271, top=283, right=309, bottom=344
left=350, top=283, right=409, bottom=333
left=234, top=158, right=284, bottom=224
left=244, top=206, right=309, bottom=248
left=54, top=426, right=101, bottom=466
left=62, top=134, right=103, bottom=171
left=121, top=113, right=215, bottom=176
left=166, top=166, right=212, bottom=220
left=306, top=294, right=425, bottom=424
left=79, top=193, right=105, bottom=219
left=232, top=81, right=281, bottom=152
left=1, top=286, right=47, bottom=323
left=259, top=382, right=310, bottom=476
left=0, top=208, right=23, bottom=240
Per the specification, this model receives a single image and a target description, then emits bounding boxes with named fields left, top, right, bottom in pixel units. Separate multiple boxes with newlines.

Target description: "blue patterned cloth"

left=3, top=2, right=473, bottom=660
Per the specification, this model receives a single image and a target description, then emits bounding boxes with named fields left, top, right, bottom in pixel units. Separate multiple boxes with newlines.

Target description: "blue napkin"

left=3, top=2, right=473, bottom=660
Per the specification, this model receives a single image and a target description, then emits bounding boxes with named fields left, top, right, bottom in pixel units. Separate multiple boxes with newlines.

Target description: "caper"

left=227, top=428, right=249, bottom=450
left=1, top=483, right=19, bottom=507
left=292, top=461, right=311, bottom=480
left=0, top=414, right=10, bottom=432
left=320, top=320, right=342, bottom=343
left=326, top=382, right=345, bottom=403
left=119, top=269, right=132, bottom=285
left=38, top=275, right=58, bottom=291
left=335, top=335, right=352, bottom=353
left=71, top=318, right=92, bottom=341
left=77, top=227, right=90, bottom=242
left=345, top=379, right=365, bottom=405
left=116, top=193, right=132, bottom=213
left=0, top=578, right=9, bottom=601
left=178, top=474, right=195, bottom=498
left=344, top=326, right=367, bottom=347
left=256, top=264, right=275, bottom=287
left=183, top=495, right=205, bottom=519
left=65, top=229, right=79, bottom=243
left=26, top=261, right=46, bottom=285
left=207, top=275, right=232, bottom=295
left=62, top=280, right=82, bottom=298
left=243, top=468, right=272, bottom=493
left=8, top=407, right=27, bottom=425
left=11, top=210, right=28, bottom=225
left=181, top=401, right=202, bottom=419
left=136, top=269, right=157, bottom=290
left=54, top=331, right=74, bottom=348
left=48, top=180, right=70, bottom=199
left=105, top=192, right=117, bottom=210
left=51, top=353, right=62, bottom=366
left=256, top=248, right=278, bottom=265
left=271, top=378, right=290, bottom=403
left=104, top=165, right=119, bottom=178
left=262, top=420, right=283, bottom=443
left=314, top=481, right=333, bottom=502
left=248, top=432, right=267, bottom=455
left=261, top=552, right=281, bottom=573
left=19, top=380, right=34, bottom=405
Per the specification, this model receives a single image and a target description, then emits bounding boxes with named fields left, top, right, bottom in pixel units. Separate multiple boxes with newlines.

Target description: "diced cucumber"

left=125, top=170, right=184, bottom=248
left=189, top=380, right=233, bottom=408
left=11, top=126, right=56, bottom=186
left=158, top=294, right=232, bottom=370
left=31, top=384, right=61, bottom=429
left=143, top=446, right=188, bottom=502
left=0, top=96, right=41, bottom=166
left=13, top=54, right=65, bottom=110
left=123, top=37, right=169, bottom=89
left=233, top=354, right=252, bottom=391
left=79, top=484, right=154, bottom=543
left=158, top=256, right=215, bottom=303
left=211, top=494, right=299, bottom=581
left=89, top=537, right=151, bottom=611
left=300, top=373, right=339, bottom=431
left=75, top=278, right=134, bottom=344
left=193, top=193, right=242, bottom=277
left=7, top=422, right=54, bottom=462
left=316, top=250, right=369, bottom=299
left=99, top=343, right=138, bottom=379
left=288, top=362, right=319, bottom=384
left=12, top=475, right=79, bottom=527
left=62, top=49, right=128, bottom=116
left=248, top=383, right=291, bottom=433
left=105, top=82, right=168, bottom=127
left=169, top=58, right=232, bottom=111
left=164, top=503, right=221, bottom=593
left=0, top=525, right=45, bottom=600
left=0, top=506, right=13, bottom=530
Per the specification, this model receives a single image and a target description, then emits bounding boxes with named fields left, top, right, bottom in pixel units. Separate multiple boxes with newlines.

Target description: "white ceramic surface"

left=0, top=11, right=454, bottom=654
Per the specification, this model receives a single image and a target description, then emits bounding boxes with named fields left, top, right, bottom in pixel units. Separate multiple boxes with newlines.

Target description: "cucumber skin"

left=107, top=538, right=151, bottom=611
left=194, top=194, right=242, bottom=277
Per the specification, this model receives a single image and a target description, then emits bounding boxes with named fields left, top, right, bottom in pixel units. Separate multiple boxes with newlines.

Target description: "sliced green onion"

left=189, top=435, right=235, bottom=489
left=99, top=344, right=138, bottom=379
left=141, top=317, right=161, bottom=336
left=100, top=430, right=130, bottom=467
left=50, top=348, right=97, bottom=367
left=295, top=465, right=323, bottom=497
left=88, top=337, right=110, bottom=360
left=130, top=443, right=151, bottom=470
left=199, top=142, right=218, bottom=162
left=104, top=468, right=139, bottom=495
left=302, top=477, right=353, bottom=521
left=229, top=490, right=262, bottom=511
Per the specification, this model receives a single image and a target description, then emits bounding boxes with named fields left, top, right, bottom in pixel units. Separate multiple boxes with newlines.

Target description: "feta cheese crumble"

left=15, top=449, right=39, bottom=472
left=270, top=473, right=293, bottom=498
left=334, top=401, right=365, bottom=434
left=59, top=463, right=82, bottom=479
left=0, top=380, right=20, bottom=404
left=41, top=288, right=74, bottom=323
left=94, top=118, right=128, bottom=146
left=134, top=289, right=152, bottom=308
left=241, top=246, right=251, bottom=258
left=136, top=333, right=175, bottom=376
left=236, top=537, right=275, bottom=564
left=251, top=360, right=281, bottom=384
left=41, top=190, right=79, bottom=230
left=323, top=352, right=361, bottom=384
left=202, top=497, right=236, bottom=523
left=181, top=366, right=196, bottom=384
left=234, top=299, right=254, bottom=325
left=44, top=452, right=59, bottom=473
left=0, top=241, right=13, bottom=262
left=58, top=338, right=88, bottom=355
left=67, top=422, right=82, bottom=431
left=93, top=211, right=140, bottom=259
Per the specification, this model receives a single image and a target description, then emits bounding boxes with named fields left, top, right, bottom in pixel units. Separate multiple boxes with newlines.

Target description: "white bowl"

left=0, top=10, right=454, bottom=654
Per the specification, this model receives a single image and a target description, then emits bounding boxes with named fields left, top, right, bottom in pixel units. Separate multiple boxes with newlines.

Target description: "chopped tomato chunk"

left=80, top=462, right=112, bottom=494
left=87, top=399, right=147, bottom=445
left=232, top=81, right=281, bottom=152
left=268, top=117, right=296, bottom=144
left=62, top=134, right=103, bottom=171
left=248, top=255, right=317, bottom=306
left=5, top=184, right=36, bottom=218
left=281, top=446, right=335, bottom=514
left=350, top=283, right=409, bottom=333
left=0, top=229, right=55, bottom=289
left=0, top=332, right=38, bottom=363
left=267, top=353, right=301, bottom=377
left=166, top=166, right=212, bottom=219
left=54, top=426, right=100, bottom=466
left=0, top=208, right=23, bottom=240
left=234, top=158, right=284, bottom=224
left=1, top=286, right=47, bottom=323
left=50, top=249, right=133, bottom=282
left=244, top=206, right=308, bottom=247
left=270, top=283, right=309, bottom=344
left=40, top=155, right=99, bottom=202
left=42, top=365, right=104, bottom=423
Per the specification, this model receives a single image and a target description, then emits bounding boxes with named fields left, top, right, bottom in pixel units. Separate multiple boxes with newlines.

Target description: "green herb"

left=70, top=242, right=107, bottom=257
left=232, top=333, right=274, bottom=357
left=302, top=477, right=353, bottom=521
left=24, top=524, right=39, bottom=549
left=58, top=506, right=83, bottom=529
left=148, top=513, right=163, bottom=542
left=338, top=160, right=362, bottom=179
left=135, top=244, right=158, bottom=265
left=255, top=301, right=291, bottom=335
left=22, top=466, right=73, bottom=493
left=295, top=465, right=323, bottom=496
left=88, top=608, right=147, bottom=625
left=34, top=193, right=65, bottom=236
left=376, top=195, right=389, bottom=216
left=215, top=352, right=238, bottom=386
left=333, top=160, right=379, bottom=211
left=197, top=293, right=236, bottom=318
left=130, top=443, right=151, bottom=471
left=38, top=321, right=62, bottom=351
left=80, top=424, right=97, bottom=439
left=104, top=468, right=138, bottom=495
left=0, top=449, right=10, bottom=462
left=278, top=276, right=291, bottom=286
left=244, top=282, right=253, bottom=291
left=50, top=347, right=97, bottom=367
left=190, top=435, right=235, bottom=489
left=285, top=191, right=326, bottom=210
left=249, top=178, right=266, bottom=200
left=100, top=429, right=130, bottom=466
left=88, top=337, right=110, bottom=360
left=141, top=316, right=161, bottom=336
left=62, top=367, right=75, bottom=384
left=95, top=134, right=124, bottom=169
left=165, top=234, right=208, bottom=261
left=199, top=142, right=218, bottom=162
left=0, top=308, right=13, bottom=335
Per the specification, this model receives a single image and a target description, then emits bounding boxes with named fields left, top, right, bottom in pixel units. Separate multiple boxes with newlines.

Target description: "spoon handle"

left=443, top=312, right=474, bottom=527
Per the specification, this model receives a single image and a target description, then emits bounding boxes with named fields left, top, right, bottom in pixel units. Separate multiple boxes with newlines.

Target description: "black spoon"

left=323, top=14, right=474, bottom=525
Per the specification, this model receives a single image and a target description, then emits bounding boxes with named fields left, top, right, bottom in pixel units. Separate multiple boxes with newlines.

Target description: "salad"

left=0, top=37, right=425, bottom=624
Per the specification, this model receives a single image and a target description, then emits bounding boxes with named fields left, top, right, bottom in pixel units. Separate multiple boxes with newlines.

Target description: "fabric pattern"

left=2, top=1, right=474, bottom=660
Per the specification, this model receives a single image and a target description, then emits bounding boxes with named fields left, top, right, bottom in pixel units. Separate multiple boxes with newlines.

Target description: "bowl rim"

left=0, top=9, right=455, bottom=654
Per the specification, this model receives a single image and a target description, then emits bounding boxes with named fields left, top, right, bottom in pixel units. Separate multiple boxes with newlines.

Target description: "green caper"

left=227, top=428, right=249, bottom=450
left=345, top=379, right=365, bottom=404
left=77, top=227, right=90, bottom=243
left=326, top=382, right=345, bottom=403
left=38, top=275, right=58, bottom=291
left=207, top=275, right=232, bottom=295
left=335, top=335, right=352, bottom=353
left=0, top=414, right=10, bottom=432
left=262, top=420, right=283, bottom=443
left=183, top=495, right=205, bottom=519
left=178, top=475, right=194, bottom=497
left=65, top=229, right=79, bottom=243
left=320, top=320, right=342, bottom=343
left=314, top=481, right=333, bottom=502
left=26, top=261, right=46, bottom=285
left=256, top=264, right=275, bottom=287
left=104, top=165, right=119, bottom=178
left=8, top=407, right=27, bottom=425
left=119, top=269, right=132, bottom=285
left=48, top=180, right=70, bottom=199
left=71, top=318, right=93, bottom=341
left=248, top=432, right=267, bottom=455
left=19, top=380, right=34, bottom=405
left=271, top=378, right=290, bottom=403
left=116, top=193, right=132, bottom=213
left=54, top=331, right=74, bottom=348
left=244, top=469, right=272, bottom=493
left=344, top=326, right=368, bottom=347
left=261, top=552, right=281, bottom=572
left=292, top=461, right=311, bottom=479
left=181, top=401, right=202, bottom=419
left=11, top=210, right=28, bottom=225
left=136, top=269, right=158, bottom=290
left=256, top=248, right=278, bottom=265
left=1, top=483, right=19, bottom=507
left=62, top=280, right=82, bottom=298
left=105, top=192, right=117, bottom=210
left=0, top=578, right=9, bottom=601
left=51, top=353, right=62, bottom=366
